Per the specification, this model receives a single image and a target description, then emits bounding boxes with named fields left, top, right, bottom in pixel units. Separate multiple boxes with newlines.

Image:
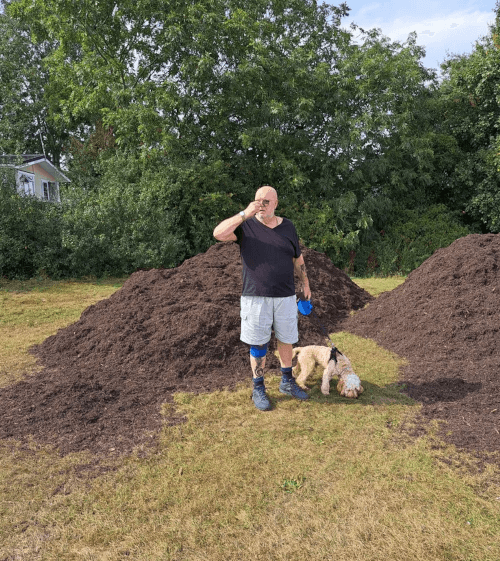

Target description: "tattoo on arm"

left=295, top=262, right=309, bottom=295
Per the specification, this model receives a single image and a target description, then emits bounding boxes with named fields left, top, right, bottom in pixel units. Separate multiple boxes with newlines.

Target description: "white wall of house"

left=1, top=155, right=69, bottom=201
left=33, top=163, right=60, bottom=202
left=16, top=163, right=60, bottom=202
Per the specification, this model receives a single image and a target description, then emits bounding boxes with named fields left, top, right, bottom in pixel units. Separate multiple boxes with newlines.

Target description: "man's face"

left=255, top=188, right=278, bottom=218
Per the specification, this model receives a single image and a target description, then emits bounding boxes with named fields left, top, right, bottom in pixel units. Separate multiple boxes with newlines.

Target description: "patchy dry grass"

left=0, top=278, right=125, bottom=387
left=352, top=276, right=406, bottom=297
left=1, top=276, right=499, bottom=561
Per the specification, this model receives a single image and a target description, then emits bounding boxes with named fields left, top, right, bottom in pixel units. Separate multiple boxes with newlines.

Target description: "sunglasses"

left=255, top=199, right=271, bottom=207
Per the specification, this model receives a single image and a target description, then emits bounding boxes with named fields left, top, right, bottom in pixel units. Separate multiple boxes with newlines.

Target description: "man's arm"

left=293, top=254, right=312, bottom=300
left=213, top=200, right=261, bottom=242
left=213, top=213, right=243, bottom=242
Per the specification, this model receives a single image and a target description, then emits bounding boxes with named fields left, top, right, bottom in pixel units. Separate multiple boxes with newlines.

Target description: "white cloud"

left=358, top=3, right=383, bottom=18
left=344, top=8, right=495, bottom=70
left=390, top=10, right=494, bottom=68
left=383, top=10, right=493, bottom=44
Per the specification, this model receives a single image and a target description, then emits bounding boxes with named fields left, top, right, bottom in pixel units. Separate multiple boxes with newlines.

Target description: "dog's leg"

left=321, top=366, right=330, bottom=395
left=294, top=355, right=310, bottom=389
left=292, top=350, right=301, bottom=379
left=321, top=360, right=337, bottom=395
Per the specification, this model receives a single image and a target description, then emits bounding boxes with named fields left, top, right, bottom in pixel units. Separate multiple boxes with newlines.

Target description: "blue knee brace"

left=249, top=342, right=269, bottom=358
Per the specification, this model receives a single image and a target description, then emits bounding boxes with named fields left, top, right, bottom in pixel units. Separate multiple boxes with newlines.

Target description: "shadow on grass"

left=264, top=374, right=417, bottom=408
left=356, top=380, right=416, bottom=406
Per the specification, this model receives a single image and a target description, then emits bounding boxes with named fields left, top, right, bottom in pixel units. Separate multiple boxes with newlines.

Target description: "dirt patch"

left=342, top=233, right=500, bottom=456
left=0, top=243, right=371, bottom=456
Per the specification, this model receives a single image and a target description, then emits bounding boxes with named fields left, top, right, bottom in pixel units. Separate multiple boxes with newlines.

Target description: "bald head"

left=254, top=185, right=278, bottom=221
left=255, top=185, right=278, bottom=202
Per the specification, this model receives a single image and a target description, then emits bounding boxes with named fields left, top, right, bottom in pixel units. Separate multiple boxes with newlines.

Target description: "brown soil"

left=0, top=243, right=372, bottom=456
left=341, top=233, right=500, bottom=456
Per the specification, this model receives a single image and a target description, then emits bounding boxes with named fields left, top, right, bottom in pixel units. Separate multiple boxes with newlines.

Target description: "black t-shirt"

left=235, top=216, right=301, bottom=297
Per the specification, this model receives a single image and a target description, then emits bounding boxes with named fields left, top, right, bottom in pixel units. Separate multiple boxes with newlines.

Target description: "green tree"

left=6, top=0, right=463, bottom=275
left=352, top=204, right=471, bottom=276
left=0, top=3, right=66, bottom=163
left=438, top=2, right=500, bottom=232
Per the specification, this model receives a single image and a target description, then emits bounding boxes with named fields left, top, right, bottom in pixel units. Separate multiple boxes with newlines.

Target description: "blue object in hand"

left=297, top=299, right=313, bottom=316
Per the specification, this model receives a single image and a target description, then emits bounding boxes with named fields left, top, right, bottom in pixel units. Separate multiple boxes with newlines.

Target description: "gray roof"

left=0, top=154, right=70, bottom=183
left=0, top=154, right=45, bottom=165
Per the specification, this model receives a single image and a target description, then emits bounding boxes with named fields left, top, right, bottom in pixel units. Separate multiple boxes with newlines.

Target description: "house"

left=0, top=154, right=70, bottom=202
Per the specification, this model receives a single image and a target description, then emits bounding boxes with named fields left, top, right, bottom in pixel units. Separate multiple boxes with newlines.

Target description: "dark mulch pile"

left=0, top=243, right=371, bottom=456
left=341, top=233, right=500, bottom=456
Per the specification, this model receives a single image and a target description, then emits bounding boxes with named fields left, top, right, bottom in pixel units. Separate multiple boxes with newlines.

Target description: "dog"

left=291, top=345, right=364, bottom=398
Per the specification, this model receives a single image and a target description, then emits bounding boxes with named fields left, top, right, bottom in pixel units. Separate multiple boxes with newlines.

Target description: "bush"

left=0, top=171, right=69, bottom=279
left=142, top=159, right=243, bottom=259
left=60, top=155, right=187, bottom=277
left=352, top=204, right=472, bottom=275
left=282, top=191, right=373, bottom=266
left=1, top=159, right=188, bottom=280
left=0, top=162, right=474, bottom=281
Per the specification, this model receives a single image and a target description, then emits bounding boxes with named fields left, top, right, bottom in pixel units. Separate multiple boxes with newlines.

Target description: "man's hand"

left=244, top=200, right=263, bottom=219
left=303, top=285, right=312, bottom=301
left=297, top=286, right=312, bottom=301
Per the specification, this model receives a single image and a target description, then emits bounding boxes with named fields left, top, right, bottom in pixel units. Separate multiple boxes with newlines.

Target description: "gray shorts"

left=240, top=295, right=298, bottom=346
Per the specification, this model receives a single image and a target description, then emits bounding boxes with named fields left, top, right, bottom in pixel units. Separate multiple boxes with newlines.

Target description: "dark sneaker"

left=279, top=377, right=309, bottom=400
left=252, top=384, right=272, bottom=411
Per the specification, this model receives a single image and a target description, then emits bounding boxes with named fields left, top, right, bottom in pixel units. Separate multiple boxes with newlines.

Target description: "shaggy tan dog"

left=291, top=345, right=364, bottom=398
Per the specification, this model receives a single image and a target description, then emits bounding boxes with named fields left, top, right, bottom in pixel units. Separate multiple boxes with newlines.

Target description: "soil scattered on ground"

left=0, top=243, right=371, bottom=456
left=4, top=234, right=499, bottom=459
left=342, top=233, right=500, bottom=456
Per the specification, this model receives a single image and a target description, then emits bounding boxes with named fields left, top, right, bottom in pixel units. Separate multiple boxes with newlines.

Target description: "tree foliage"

left=59, top=155, right=185, bottom=276
left=438, top=3, right=500, bottom=232
left=0, top=3, right=66, bottom=163
left=0, top=169, right=69, bottom=278
left=2, top=0, right=490, bottom=278
left=351, top=204, right=471, bottom=276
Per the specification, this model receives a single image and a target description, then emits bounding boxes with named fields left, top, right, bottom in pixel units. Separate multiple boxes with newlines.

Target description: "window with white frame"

left=42, top=180, right=59, bottom=201
left=49, top=182, right=59, bottom=202
left=17, top=171, right=35, bottom=196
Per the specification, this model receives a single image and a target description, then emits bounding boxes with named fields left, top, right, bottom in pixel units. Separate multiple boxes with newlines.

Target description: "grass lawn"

left=1, top=275, right=499, bottom=561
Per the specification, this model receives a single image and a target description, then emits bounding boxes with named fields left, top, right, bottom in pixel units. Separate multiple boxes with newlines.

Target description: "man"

left=213, top=186, right=312, bottom=411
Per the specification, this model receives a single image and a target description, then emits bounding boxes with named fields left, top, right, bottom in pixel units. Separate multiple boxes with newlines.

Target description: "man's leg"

left=250, top=352, right=266, bottom=378
left=249, top=343, right=271, bottom=411
left=277, top=340, right=309, bottom=400
left=240, top=296, right=274, bottom=411
left=273, top=297, right=308, bottom=401
left=277, top=340, right=293, bottom=368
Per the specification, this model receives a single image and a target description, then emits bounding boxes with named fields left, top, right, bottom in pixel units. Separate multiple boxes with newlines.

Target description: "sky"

left=339, top=0, right=497, bottom=73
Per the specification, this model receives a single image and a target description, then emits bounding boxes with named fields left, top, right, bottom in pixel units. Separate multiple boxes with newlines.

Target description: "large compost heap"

left=342, top=233, right=500, bottom=455
left=0, top=243, right=371, bottom=456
